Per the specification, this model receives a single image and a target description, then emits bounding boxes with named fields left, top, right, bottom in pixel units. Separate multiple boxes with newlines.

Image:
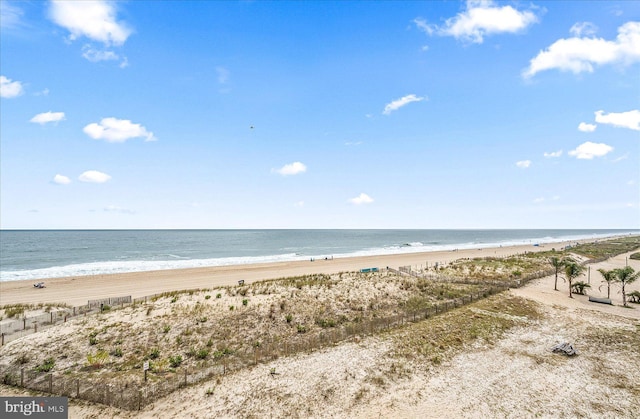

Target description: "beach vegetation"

left=627, top=290, right=640, bottom=304
left=163, top=324, right=171, bottom=333
left=3, top=305, right=25, bottom=318
left=548, top=256, right=565, bottom=291
left=148, top=348, right=160, bottom=359
left=87, top=350, right=109, bottom=368
left=630, top=252, right=640, bottom=260
left=205, top=295, right=211, bottom=299
left=285, top=314, right=293, bottom=323
left=216, top=293, right=222, bottom=298
left=205, top=387, right=214, bottom=396
left=111, top=347, right=123, bottom=357
left=169, top=355, right=183, bottom=368
left=297, top=324, right=308, bottom=333
left=568, top=237, right=640, bottom=260
left=242, top=299, right=248, bottom=306
left=571, top=281, right=591, bottom=295
left=614, top=266, right=640, bottom=307
left=597, top=268, right=617, bottom=299
left=563, top=259, right=585, bottom=298
left=229, top=305, right=235, bottom=311
left=35, top=357, right=55, bottom=373
left=17, top=354, right=30, bottom=365
left=196, top=348, right=209, bottom=359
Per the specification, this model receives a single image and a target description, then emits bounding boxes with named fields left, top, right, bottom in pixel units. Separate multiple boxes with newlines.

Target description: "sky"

left=1, top=0, right=639, bottom=229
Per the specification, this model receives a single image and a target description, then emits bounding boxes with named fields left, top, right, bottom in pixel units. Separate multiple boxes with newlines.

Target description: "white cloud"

left=578, top=122, right=597, bottom=132
left=594, top=109, right=640, bottom=131
left=78, top=170, right=111, bottom=183
left=81, top=45, right=119, bottom=62
left=294, top=201, right=305, bottom=208
left=516, top=160, right=531, bottom=168
left=0, top=75, right=24, bottom=98
left=1, top=1, right=23, bottom=29
left=349, top=193, right=374, bottom=205
left=104, top=205, right=135, bottom=214
left=533, top=197, right=545, bottom=204
left=414, top=0, right=539, bottom=44
left=83, top=117, right=156, bottom=142
left=49, top=0, right=132, bottom=46
left=272, top=162, right=307, bottom=176
left=612, top=153, right=629, bottom=163
left=53, top=174, right=71, bottom=185
left=216, top=66, right=230, bottom=84
left=30, top=111, right=65, bottom=125
left=383, top=94, right=426, bottom=115
left=543, top=150, right=562, bottom=158
left=570, top=22, right=598, bottom=37
left=568, top=141, right=613, bottom=159
left=523, top=21, right=640, bottom=78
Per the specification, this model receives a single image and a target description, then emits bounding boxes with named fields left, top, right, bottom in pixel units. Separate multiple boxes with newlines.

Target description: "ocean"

left=0, top=229, right=637, bottom=282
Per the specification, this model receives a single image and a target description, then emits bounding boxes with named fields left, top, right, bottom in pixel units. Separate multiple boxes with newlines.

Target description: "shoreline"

left=0, top=237, right=611, bottom=307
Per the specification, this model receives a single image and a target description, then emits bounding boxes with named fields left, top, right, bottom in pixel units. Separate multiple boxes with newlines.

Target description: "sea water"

left=0, top=229, right=637, bottom=281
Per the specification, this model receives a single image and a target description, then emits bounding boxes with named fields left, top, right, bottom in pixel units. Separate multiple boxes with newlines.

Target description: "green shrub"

left=216, top=293, right=222, bottom=299
left=205, top=295, right=211, bottom=300
left=196, top=349, right=209, bottom=359
left=297, top=324, right=307, bottom=334
left=87, top=350, right=109, bottom=368
left=169, top=355, right=183, bottom=368
left=163, top=324, right=171, bottom=334
left=242, top=299, right=248, bottom=306
left=630, top=252, right=640, bottom=260
left=111, top=347, right=123, bottom=357
left=148, top=348, right=160, bottom=359
left=285, top=314, right=293, bottom=323
left=35, top=357, right=55, bottom=373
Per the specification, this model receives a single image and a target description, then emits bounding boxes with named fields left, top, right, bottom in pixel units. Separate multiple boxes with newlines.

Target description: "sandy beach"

left=1, top=247, right=638, bottom=418
left=1, top=237, right=639, bottom=418
left=0, top=239, right=600, bottom=307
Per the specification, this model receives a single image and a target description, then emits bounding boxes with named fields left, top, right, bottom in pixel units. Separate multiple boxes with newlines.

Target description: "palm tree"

left=564, top=260, right=585, bottom=299
left=549, top=256, right=565, bottom=291
left=613, top=266, right=640, bottom=307
left=597, top=268, right=616, bottom=299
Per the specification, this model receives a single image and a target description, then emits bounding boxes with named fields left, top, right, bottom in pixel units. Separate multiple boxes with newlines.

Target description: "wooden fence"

left=0, top=284, right=506, bottom=411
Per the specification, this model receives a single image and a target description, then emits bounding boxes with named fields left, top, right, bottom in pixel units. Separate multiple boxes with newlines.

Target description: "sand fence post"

left=20, top=368, right=24, bottom=386
left=76, top=379, right=80, bottom=397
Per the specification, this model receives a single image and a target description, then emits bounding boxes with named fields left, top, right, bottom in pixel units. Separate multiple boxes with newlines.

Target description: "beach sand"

left=0, top=239, right=639, bottom=418
left=0, top=239, right=598, bottom=307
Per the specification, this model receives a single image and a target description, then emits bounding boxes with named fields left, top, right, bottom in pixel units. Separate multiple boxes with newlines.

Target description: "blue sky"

left=1, top=0, right=638, bottom=229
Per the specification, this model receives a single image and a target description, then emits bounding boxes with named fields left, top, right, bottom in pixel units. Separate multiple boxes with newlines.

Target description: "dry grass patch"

left=392, top=294, right=542, bottom=368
